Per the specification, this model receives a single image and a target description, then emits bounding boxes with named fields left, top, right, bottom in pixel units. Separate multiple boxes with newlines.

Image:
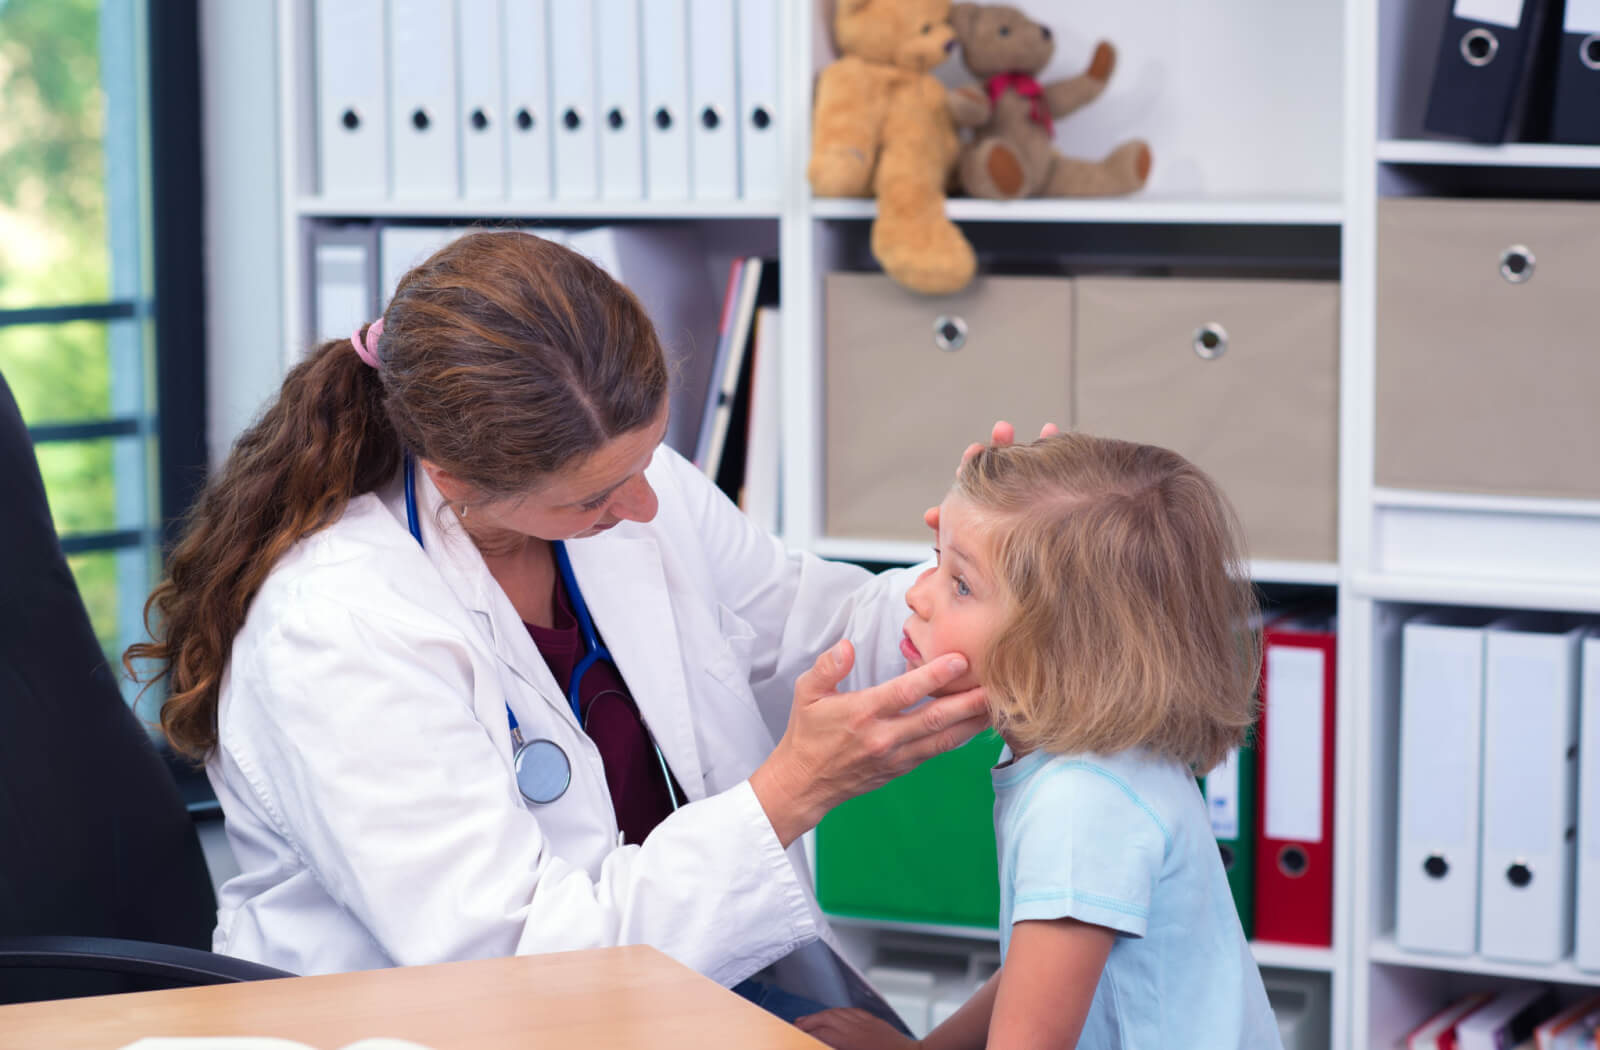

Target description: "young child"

left=797, top=432, right=1281, bottom=1049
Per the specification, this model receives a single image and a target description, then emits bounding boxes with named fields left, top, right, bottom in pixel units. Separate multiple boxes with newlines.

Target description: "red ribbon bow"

left=985, top=72, right=1053, bottom=136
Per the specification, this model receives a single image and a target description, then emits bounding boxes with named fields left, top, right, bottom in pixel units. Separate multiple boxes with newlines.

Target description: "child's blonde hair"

left=954, top=432, right=1260, bottom=772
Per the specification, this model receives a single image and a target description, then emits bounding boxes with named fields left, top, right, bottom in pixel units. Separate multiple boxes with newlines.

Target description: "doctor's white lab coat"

left=206, top=445, right=920, bottom=1007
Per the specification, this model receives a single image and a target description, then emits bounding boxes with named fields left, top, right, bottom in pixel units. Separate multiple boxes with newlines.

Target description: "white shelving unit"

left=1350, top=1, right=1600, bottom=1046
left=264, top=0, right=1600, bottom=1045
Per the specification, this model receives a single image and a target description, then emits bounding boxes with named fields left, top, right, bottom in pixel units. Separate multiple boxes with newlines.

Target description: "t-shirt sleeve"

left=1006, top=763, right=1171, bottom=938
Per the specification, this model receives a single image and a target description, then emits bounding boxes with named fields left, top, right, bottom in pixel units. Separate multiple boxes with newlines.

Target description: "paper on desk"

left=119, top=1039, right=438, bottom=1050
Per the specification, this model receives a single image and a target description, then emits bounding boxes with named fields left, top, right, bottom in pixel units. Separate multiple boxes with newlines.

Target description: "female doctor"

left=126, top=230, right=988, bottom=1022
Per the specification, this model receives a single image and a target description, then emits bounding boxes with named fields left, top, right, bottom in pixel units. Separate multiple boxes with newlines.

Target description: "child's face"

left=901, top=492, right=1009, bottom=697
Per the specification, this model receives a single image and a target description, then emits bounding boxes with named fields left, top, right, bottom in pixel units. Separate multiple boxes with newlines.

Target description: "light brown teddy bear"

left=947, top=2, right=1151, bottom=200
left=809, top=0, right=976, bottom=296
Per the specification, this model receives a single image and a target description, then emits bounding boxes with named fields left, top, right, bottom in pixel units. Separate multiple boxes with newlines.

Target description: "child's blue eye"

left=954, top=577, right=971, bottom=598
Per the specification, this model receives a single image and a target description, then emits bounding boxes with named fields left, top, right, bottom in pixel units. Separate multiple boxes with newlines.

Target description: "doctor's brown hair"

left=955, top=433, right=1260, bottom=772
left=126, top=230, right=669, bottom=758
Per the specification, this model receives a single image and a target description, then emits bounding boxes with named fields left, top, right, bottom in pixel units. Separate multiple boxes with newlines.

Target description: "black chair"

left=0, top=368, right=291, bottom=1003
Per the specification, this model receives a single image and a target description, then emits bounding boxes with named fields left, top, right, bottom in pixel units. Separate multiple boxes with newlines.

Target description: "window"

left=0, top=0, right=204, bottom=722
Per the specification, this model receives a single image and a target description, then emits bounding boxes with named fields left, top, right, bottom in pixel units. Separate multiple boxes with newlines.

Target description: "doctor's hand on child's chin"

left=748, top=640, right=989, bottom=850
left=795, top=1007, right=920, bottom=1050
left=923, top=420, right=1061, bottom=533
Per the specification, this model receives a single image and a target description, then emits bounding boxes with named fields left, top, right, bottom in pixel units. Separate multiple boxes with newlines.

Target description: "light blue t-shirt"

left=993, top=747, right=1281, bottom=1049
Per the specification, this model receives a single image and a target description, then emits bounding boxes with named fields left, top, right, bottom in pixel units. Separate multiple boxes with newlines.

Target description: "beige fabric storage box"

left=1376, top=198, right=1600, bottom=500
left=824, top=273, right=1073, bottom=544
left=1074, top=276, right=1340, bottom=564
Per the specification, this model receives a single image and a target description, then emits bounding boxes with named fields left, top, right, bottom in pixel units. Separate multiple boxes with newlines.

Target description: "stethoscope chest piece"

left=513, top=738, right=572, bottom=805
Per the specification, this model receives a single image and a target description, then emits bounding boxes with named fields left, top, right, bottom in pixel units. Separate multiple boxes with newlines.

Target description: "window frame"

left=3, top=1, right=205, bottom=573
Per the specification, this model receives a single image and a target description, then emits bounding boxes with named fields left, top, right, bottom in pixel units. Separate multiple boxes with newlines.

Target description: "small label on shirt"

left=1204, top=749, right=1240, bottom=841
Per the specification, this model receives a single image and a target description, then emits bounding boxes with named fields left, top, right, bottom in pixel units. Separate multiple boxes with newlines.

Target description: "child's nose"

left=906, top=568, right=935, bottom=614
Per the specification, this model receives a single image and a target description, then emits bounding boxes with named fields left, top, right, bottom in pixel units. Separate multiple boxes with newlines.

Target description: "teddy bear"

left=809, top=0, right=977, bottom=296
left=947, top=2, right=1151, bottom=200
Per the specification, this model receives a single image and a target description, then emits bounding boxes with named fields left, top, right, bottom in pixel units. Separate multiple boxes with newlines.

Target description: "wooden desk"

left=0, top=945, right=824, bottom=1049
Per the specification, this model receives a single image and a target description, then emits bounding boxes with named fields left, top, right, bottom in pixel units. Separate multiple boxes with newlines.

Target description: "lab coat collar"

left=396, top=466, right=707, bottom=800
left=400, top=466, right=571, bottom=729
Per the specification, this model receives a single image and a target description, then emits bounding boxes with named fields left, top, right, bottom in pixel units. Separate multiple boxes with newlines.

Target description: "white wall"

left=198, top=0, right=286, bottom=468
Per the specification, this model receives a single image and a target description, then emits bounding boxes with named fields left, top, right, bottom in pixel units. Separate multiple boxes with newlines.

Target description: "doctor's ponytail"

left=128, top=231, right=668, bottom=758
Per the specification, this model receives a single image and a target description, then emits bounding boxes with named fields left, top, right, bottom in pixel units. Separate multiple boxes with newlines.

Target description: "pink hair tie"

left=350, top=318, right=384, bottom=368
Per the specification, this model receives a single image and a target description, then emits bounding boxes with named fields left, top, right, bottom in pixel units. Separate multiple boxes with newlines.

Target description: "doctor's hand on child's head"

left=923, top=419, right=1061, bottom=533
left=748, top=640, right=988, bottom=849
left=795, top=1007, right=920, bottom=1050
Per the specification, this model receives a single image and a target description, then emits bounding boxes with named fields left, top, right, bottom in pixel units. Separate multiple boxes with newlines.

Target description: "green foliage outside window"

left=0, top=0, right=136, bottom=665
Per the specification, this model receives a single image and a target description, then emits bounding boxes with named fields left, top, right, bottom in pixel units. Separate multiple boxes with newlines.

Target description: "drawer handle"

left=1584, top=34, right=1600, bottom=72
left=1461, top=26, right=1499, bottom=67
left=1192, top=323, right=1228, bottom=360
left=933, top=315, right=968, bottom=352
left=1499, top=245, right=1535, bottom=284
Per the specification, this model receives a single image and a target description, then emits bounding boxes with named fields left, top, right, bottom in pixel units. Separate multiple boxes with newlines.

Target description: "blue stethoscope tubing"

left=403, top=454, right=678, bottom=813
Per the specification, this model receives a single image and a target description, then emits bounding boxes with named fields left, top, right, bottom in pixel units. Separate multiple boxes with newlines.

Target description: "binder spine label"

left=1453, top=0, right=1528, bottom=29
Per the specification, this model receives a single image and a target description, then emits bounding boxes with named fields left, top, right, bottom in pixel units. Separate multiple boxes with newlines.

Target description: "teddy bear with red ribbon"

left=947, top=2, right=1152, bottom=200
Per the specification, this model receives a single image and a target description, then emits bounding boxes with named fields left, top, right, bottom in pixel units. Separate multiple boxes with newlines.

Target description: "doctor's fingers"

left=862, top=654, right=972, bottom=718
left=928, top=421, right=1064, bottom=529
left=793, top=639, right=859, bottom=706
left=882, top=685, right=989, bottom=755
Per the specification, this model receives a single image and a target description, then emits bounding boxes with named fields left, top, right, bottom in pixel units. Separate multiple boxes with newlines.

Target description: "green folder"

left=1199, top=743, right=1257, bottom=939
left=816, top=730, right=1005, bottom=929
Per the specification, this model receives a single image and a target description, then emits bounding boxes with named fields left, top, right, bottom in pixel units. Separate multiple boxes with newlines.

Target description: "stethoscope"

left=405, top=453, right=679, bottom=811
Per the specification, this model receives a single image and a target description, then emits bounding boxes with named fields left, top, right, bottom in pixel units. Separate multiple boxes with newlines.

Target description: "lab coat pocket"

left=712, top=602, right=758, bottom=687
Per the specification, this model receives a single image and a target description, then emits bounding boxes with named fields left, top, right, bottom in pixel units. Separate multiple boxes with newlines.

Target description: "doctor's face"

left=464, top=403, right=669, bottom=542
left=901, top=492, right=1011, bottom=697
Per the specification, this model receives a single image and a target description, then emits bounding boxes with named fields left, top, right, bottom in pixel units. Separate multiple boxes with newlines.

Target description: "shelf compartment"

left=1367, top=495, right=1600, bottom=599
left=296, top=196, right=782, bottom=220
left=811, top=196, right=1343, bottom=227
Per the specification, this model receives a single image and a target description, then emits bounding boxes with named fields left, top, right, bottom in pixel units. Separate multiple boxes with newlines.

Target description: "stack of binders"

left=1200, top=609, right=1338, bottom=948
left=314, top=0, right=784, bottom=202
left=1423, top=0, right=1600, bottom=144
left=1394, top=609, right=1600, bottom=969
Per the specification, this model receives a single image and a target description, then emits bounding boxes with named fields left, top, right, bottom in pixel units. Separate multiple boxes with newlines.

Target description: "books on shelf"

left=694, top=257, right=779, bottom=515
left=1404, top=987, right=1580, bottom=1050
